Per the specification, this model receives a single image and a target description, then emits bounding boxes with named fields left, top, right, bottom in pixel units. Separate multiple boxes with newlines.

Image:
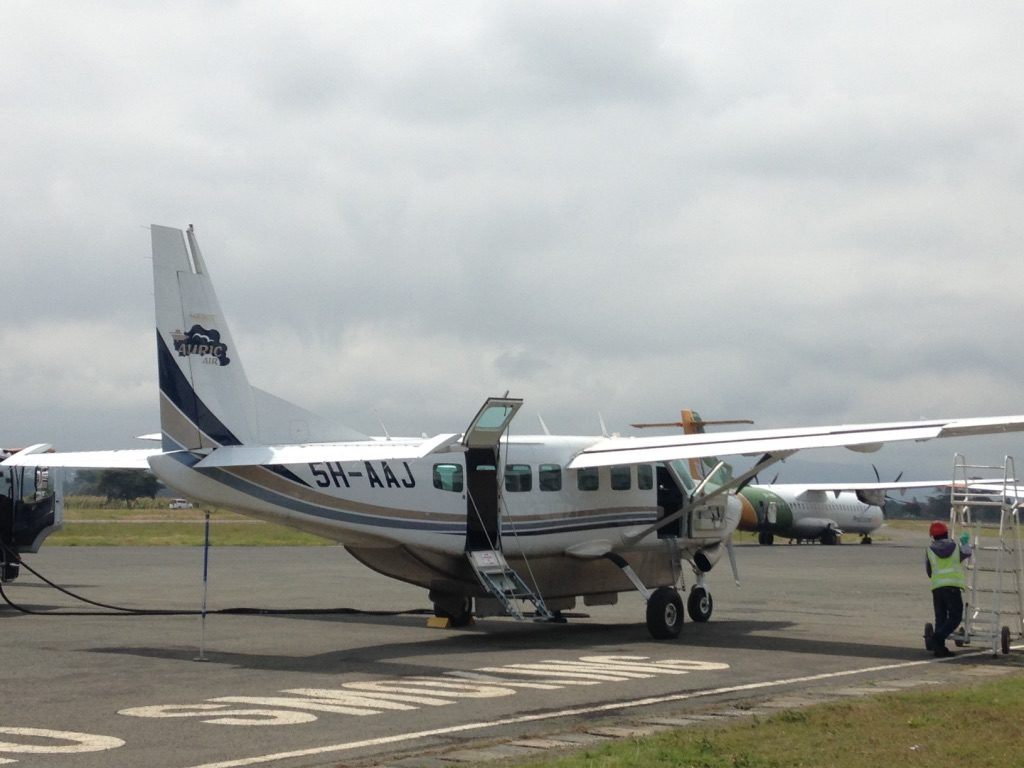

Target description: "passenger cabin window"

left=505, top=464, right=532, bottom=492
left=433, top=463, right=464, bottom=492
left=638, top=464, right=654, bottom=490
left=577, top=467, right=599, bottom=491
left=539, top=464, right=562, bottom=491
left=610, top=465, right=631, bottom=491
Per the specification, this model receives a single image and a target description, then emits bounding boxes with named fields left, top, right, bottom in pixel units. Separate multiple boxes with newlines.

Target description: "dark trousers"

left=932, top=586, right=964, bottom=647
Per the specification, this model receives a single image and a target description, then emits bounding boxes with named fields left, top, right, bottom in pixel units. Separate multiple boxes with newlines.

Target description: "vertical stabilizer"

left=153, top=225, right=257, bottom=451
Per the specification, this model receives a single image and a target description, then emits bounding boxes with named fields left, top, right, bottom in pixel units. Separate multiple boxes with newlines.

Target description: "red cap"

left=929, top=521, right=948, bottom=538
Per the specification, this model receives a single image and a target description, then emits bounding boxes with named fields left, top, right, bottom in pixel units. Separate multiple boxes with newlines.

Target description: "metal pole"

left=195, top=510, right=211, bottom=662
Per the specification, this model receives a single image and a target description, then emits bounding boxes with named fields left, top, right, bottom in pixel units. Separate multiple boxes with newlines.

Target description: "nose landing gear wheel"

left=687, top=586, right=713, bottom=622
left=646, top=586, right=683, bottom=639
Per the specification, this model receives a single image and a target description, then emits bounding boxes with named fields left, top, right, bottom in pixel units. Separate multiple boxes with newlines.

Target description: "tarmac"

left=2, top=525, right=1022, bottom=768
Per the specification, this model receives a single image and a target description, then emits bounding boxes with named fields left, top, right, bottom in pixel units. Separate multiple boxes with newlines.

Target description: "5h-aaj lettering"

left=309, top=461, right=416, bottom=489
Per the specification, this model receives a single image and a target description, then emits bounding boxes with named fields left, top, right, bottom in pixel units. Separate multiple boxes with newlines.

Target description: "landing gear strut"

left=604, top=552, right=710, bottom=639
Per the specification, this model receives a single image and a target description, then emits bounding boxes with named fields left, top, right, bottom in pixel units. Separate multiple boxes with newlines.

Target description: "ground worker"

left=925, top=520, right=971, bottom=657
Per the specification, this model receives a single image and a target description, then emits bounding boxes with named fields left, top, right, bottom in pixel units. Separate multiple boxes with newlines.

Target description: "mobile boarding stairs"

left=925, top=454, right=1024, bottom=656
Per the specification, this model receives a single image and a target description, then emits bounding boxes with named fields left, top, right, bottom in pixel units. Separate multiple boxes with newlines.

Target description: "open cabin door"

left=462, top=397, right=522, bottom=551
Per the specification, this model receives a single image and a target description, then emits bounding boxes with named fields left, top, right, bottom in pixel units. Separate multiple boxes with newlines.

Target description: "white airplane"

left=7, top=224, right=1024, bottom=639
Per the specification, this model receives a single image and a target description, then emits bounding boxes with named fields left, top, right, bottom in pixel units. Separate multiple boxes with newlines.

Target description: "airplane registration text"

left=309, top=461, right=417, bottom=489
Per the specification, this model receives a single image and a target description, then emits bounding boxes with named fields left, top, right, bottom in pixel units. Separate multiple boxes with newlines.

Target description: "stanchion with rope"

left=194, top=509, right=211, bottom=662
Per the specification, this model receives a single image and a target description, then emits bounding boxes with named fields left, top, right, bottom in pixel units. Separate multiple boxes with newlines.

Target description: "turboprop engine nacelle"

left=855, top=489, right=887, bottom=507
left=693, top=541, right=725, bottom=573
left=689, top=493, right=742, bottom=541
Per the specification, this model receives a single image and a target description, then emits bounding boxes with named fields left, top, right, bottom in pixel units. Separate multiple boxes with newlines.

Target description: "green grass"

left=496, top=674, right=1024, bottom=768
left=51, top=496, right=333, bottom=546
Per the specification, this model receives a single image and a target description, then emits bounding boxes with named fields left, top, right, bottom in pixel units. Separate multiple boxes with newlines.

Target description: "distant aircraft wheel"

left=687, top=586, right=713, bottom=622
left=924, top=622, right=934, bottom=651
left=758, top=530, right=774, bottom=546
left=646, top=587, right=684, bottom=639
left=821, top=529, right=839, bottom=546
left=1001, top=626, right=1011, bottom=655
left=433, top=597, right=473, bottom=627
left=861, top=535, right=872, bottom=545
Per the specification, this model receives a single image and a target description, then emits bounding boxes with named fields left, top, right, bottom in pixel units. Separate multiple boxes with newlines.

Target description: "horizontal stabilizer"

left=193, top=433, right=462, bottom=468
left=2, top=447, right=162, bottom=469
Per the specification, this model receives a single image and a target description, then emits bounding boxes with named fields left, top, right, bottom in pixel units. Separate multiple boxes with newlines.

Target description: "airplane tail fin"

left=153, top=225, right=258, bottom=451
left=152, top=225, right=368, bottom=453
left=681, top=410, right=750, bottom=484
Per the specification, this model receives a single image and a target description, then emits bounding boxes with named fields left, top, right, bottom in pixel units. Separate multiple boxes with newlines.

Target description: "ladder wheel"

left=1001, top=626, right=1011, bottom=655
left=924, top=622, right=934, bottom=651
left=646, top=587, right=683, bottom=640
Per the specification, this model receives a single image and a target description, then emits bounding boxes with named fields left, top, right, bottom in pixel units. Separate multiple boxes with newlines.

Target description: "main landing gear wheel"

left=758, top=530, right=774, bottom=546
left=687, top=586, right=713, bottom=622
left=820, top=529, right=839, bottom=546
left=646, top=587, right=684, bottom=640
left=1001, top=625, right=1011, bottom=655
left=924, top=622, right=934, bottom=651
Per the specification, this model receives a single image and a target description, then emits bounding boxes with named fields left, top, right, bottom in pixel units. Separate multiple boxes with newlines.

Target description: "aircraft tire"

left=1001, top=626, right=1011, bottom=655
left=821, top=529, right=839, bottom=546
left=758, top=530, right=774, bottom=546
left=646, top=587, right=684, bottom=640
left=924, top=622, right=934, bottom=651
left=687, top=586, right=713, bottom=622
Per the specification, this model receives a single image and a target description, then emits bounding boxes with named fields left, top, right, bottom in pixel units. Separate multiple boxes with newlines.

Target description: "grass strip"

left=50, top=496, right=333, bottom=546
left=499, top=673, right=1024, bottom=768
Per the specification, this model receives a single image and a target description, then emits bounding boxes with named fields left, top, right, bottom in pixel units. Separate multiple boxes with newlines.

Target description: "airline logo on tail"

left=171, top=325, right=231, bottom=366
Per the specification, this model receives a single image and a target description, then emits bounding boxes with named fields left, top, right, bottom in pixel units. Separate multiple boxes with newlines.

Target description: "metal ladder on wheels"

left=948, top=454, right=1024, bottom=655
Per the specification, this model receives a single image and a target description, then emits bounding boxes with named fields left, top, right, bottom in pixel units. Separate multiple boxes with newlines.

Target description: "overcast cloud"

left=3, top=1, right=1023, bottom=482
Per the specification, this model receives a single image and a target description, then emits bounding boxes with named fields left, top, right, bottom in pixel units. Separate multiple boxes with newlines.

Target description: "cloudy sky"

left=3, top=2, right=1023, bottom=482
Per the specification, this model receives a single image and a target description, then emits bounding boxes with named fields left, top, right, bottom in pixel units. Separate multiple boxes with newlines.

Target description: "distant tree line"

left=886, top=489, right=1010, bottom=524
left=69, top=469, right=163, bottom=507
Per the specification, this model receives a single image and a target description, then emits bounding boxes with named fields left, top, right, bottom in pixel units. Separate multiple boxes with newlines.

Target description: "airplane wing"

left=779, top=480, right=956, bottom=493
left=567, top=415, right=1024, bottom=469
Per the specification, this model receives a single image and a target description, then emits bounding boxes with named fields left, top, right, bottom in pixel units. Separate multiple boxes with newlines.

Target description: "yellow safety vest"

left=928, top=544, right=966, bottom=589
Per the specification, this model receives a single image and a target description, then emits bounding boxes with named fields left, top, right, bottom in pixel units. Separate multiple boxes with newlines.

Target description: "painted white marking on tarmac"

left=0, top=727, right=125, bottom=754
left=180, top=655, right=952, bottom=768
left=121, top=654, right=712, bottom=726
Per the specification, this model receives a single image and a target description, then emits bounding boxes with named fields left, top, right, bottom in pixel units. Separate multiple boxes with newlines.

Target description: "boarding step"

left=950, top=454, right=1024, bottom=654
left=466, top=549, right=556, bottom=622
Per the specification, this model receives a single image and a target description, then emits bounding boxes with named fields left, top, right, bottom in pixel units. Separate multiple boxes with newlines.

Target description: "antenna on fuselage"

left=372, top=409, right=391, bottom=440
